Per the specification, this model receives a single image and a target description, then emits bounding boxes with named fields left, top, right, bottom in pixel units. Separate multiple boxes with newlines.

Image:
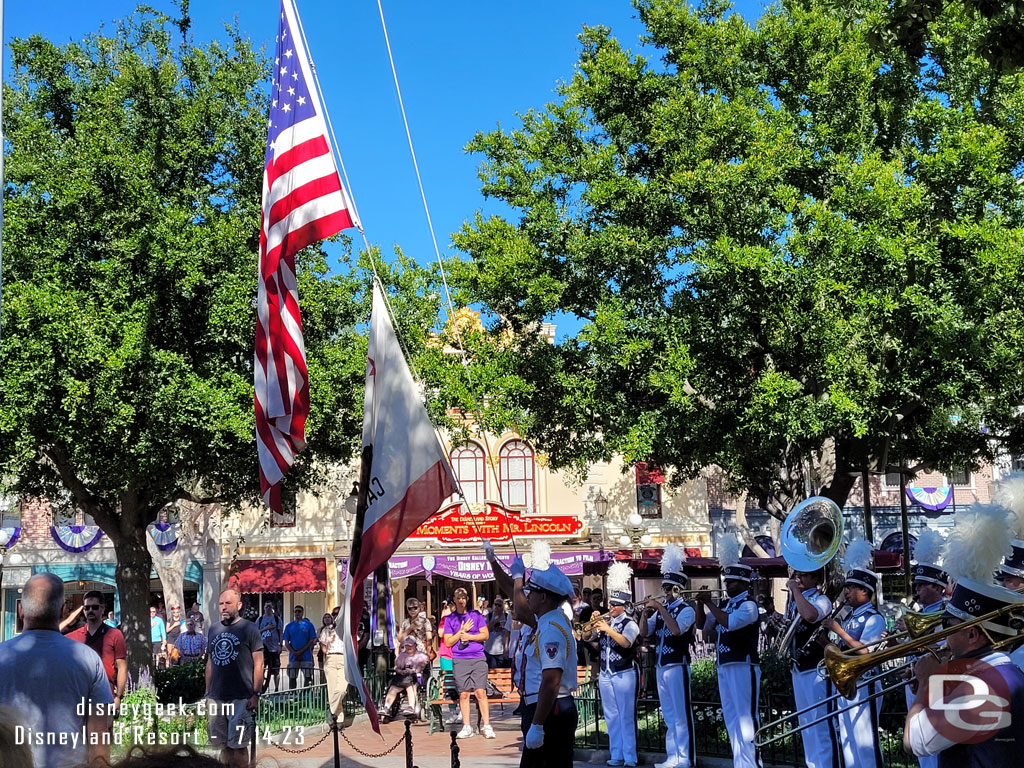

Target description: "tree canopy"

left=0, top=7, right=371, bottom=673
left=439, top=0, right=1024, bottom=517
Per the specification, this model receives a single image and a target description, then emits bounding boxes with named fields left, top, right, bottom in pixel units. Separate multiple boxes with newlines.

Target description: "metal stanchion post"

left=449, top=729, right=461, bottom=768
left=333, top=715, right=341, bottom=768
left=404, top=718, right=415, bottom=768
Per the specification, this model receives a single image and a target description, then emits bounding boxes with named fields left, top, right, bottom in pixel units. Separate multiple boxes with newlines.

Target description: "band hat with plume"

left=660, top=543, right=688, bottom=588
left=994, top=472, right=1024, bottom=579
left=911, top=528, right=949, bottom=588
left=843, top=538, right=879, bottom=595
left=718, top=532, right=752, bottom=583
left=943, top=501, right=1024, bottom=635
left=607, top=561, right=634, bottom=605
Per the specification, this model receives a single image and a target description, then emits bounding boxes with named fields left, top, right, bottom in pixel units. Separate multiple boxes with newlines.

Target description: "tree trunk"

left=820, top=470, right=857, bottom=510
left=113, top=524, right=156, bottom=686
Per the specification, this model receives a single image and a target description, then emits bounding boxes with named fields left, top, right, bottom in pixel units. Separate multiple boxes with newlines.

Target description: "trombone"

left=755, top=601, right=1024, bottom=747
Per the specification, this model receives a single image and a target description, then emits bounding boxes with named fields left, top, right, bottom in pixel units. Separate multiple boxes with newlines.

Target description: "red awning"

left=229, top=558, right=327, bottom=593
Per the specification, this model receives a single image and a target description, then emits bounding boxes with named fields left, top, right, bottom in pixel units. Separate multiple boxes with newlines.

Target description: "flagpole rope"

left=373, top=0, right=521, bottom=557
left=295, top=0, right=518, bottom=556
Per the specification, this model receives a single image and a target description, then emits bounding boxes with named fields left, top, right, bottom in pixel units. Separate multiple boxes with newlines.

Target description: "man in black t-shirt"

left=206, top=588, right=264, bottom=768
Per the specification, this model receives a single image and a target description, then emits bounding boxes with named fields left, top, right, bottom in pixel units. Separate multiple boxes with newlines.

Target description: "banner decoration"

left=0, top=527, right=20, bottom=549
left=148, top=522, right=179, bottom=552
left=906, top=486, right=954, bottom=512
left=51, top=525, right=104, bottom=553
left=339, top=549, right=615, bottom=583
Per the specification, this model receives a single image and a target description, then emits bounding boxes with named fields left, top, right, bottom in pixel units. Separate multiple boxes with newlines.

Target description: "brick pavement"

left=254, top=707, right=598, bottom=767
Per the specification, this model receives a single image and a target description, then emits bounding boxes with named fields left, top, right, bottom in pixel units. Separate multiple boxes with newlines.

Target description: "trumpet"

left=676, top=589, right=728, bottom=599
left=574, top=611, right=611, bottom=634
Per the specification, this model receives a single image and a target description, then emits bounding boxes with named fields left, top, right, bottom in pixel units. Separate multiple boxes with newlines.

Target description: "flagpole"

left=0, top=0, right=5, bottom=350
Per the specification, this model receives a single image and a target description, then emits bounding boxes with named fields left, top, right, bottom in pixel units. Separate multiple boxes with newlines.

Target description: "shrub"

left=155, top=660, right=206, bottom=704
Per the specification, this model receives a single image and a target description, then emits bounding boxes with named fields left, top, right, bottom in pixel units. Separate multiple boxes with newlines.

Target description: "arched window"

left=450, top=442, right=486, bottom=506
left=499, top=440, right=535, bottom=511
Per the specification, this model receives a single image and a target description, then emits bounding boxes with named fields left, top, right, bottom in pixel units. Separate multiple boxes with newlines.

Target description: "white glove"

left=525, top=723, right=544, bottom=749
left=510, top=556, right=527, bottom=581
left=483, top=539, right=496, bottom=562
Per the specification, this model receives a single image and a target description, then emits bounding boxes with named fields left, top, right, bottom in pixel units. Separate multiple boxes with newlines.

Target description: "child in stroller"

left=382, top=637, right=430, bottom=721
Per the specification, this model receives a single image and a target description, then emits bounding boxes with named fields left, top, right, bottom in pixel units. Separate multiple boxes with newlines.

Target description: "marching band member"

left=520, top=561, right=578, bottom=767
left=484, top=539, right=578, bottom=766
left=591, top=562, right=640, bottom=768
left=785, top=566, right=840, bottom=768
left=993, top=473, right=1024, bottom=671
left=905, top=503, right=1024, bottom=767
left=639, top=545, right=696, bottom=768
left=904, top=528, right=949, bottom=768
left=822, top=539, right=885, bottom=768
left=695, top=535, right=761, bottom=768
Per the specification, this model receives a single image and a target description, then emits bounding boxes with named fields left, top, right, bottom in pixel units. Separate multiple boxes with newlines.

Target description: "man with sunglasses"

left=68, top=590, right=127, bottom=713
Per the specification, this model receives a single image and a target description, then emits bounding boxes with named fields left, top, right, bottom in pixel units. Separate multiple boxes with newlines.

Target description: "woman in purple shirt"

left=442, top=587, right=494, bottom=739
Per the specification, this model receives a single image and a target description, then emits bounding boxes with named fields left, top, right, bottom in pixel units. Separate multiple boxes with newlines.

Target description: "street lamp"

left=618, top=512, right=652, bottom=558
left=593, top=490, right=608, bottom=522
left=343, top=482, right=359, bottom=518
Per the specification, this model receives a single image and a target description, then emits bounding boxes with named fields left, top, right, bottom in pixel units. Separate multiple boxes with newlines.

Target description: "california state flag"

left=343, top=282, right=456, bottom=732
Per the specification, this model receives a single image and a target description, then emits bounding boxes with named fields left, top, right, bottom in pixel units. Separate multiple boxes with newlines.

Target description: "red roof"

left=229, top=558, right=327, bottom=594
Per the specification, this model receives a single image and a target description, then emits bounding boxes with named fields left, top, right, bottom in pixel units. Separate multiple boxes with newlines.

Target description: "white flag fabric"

left=342, top=282, right=456, bottom=732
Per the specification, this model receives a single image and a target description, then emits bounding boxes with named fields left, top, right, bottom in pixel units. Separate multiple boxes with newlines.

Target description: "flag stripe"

left=255, top=0, right=356, bottom=511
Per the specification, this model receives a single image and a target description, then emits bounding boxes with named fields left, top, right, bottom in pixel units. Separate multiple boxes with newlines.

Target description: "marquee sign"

left=408, top=501, right=584, bottom=545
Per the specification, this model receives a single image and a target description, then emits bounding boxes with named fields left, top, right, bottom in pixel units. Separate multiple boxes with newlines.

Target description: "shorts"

left=287, top=659, right=314, bottom=678
left=439, top=657, right=453, bottom=673
left=264, top=651, right=281, bottom=671
left=453, top=657, right=488, bottom=692
left=208, top=699, right=254, bottom=750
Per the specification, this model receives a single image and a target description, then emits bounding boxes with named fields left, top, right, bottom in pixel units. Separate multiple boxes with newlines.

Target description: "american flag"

left=255, top=0, right=358, bottom=512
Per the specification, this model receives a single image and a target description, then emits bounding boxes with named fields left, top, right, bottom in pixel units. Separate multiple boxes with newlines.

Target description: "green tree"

left=444, top=0, right=1024, bottom=518
left=0, top=7, right=369, bottom=675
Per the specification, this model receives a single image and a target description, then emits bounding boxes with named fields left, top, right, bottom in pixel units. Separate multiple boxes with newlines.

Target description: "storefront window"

left=450, top=442, right=486, bottom=505
left=499, top=440, right=535, bottom=511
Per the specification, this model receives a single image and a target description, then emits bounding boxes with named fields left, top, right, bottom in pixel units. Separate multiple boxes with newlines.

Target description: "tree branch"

left=172, top=486, right=233, bottom=506
left=682, top=380, right=716, bottom=410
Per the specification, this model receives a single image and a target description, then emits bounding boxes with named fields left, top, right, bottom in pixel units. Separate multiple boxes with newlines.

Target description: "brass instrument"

left=901, top=609, right=945, bottom=639
left=675, top=589, right=727, bottom=599
left=773, top=496, right=845, bottom=662
left=574, top=611, right=610, bottom=634
left=755, top=600, right=1024, bottom=747
left=793, top=596, right=848, bottom=660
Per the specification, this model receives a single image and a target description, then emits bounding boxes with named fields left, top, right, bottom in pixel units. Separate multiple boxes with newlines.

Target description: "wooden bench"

left=427, top=665, right=592, bottom=734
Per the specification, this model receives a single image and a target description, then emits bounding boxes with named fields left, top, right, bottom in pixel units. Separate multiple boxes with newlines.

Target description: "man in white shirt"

left=904, top=577, right=1024, bottom=767
left=822, top=566, right=886, bottom=768
left=696, top=563, right=760, bottom=768
left=783, top=569, right=840, bottom=768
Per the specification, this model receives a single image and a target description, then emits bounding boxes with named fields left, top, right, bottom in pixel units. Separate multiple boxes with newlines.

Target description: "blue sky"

left=6, top=0, right=767, bottom=332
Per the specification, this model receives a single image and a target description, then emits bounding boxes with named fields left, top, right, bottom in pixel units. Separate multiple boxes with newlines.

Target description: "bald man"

left=0, top=573, right=113, bottom=768
left=206, top=589, right=264, bottom=768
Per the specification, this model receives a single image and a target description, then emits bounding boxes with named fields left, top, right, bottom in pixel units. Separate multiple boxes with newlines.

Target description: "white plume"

left=528, top=540, right=552, bottom=571
left=945, top=503, right=1014, bottom=585
left=843, top=538, right=873, bottom=572
left=913, top=528, right=946, bottom=566
left=607, top=561, right=633, bottom=593
left=661, top=543, right=686, bottom=576
left=994, top=472, right=1024, bottom=539
left=718, top=532, right=742, bottom=568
